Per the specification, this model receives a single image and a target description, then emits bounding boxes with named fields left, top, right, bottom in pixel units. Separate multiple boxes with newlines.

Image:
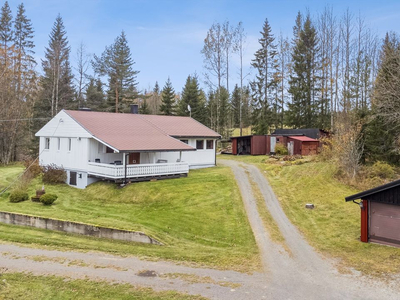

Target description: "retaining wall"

left=0, top=211, right=162, bottom=245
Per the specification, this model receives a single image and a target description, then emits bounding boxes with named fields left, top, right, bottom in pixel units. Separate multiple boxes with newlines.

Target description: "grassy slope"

left=0, top=166, right=259, bottom=272
left=0, top=164, right=24, bottom=190
left=218, top=155, right=400, bottom=276
left=0, top=273, right=205, bottom=300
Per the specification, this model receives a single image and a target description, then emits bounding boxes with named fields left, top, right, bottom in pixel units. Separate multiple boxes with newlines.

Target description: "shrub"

left=41, top=164, right=67, bottom=184
left=275, top=143, right=288, bottom=155
left=369, top=161, right=396, bottom=180
left=23, top=159, right=42, bottom=178
left=9, top=190, right=29, bottom=203
left=40, top=194, right=58, bottom=205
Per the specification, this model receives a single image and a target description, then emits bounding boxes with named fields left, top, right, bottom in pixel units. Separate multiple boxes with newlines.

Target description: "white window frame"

left=68, top=138, right=72, bottom=152
left=206, top=140, right=214, bottom=150
left=44, top=138, right=50, bottom=150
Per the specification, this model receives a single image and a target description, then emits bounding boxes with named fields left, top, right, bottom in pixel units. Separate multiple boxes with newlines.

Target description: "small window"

left=206, top=140, right=214, bottom=149
left=181, top=140, right=189, bottom=144
left=57, top=138, right=61, bottom=150
left=106, top=146, right=114, bottom=153
left=196, top=140, right=204, bottom=150
left=69, top=171, right=77, bottom=186
left=68, top=138, right=72, bottom=151
left=44, top=138, right=50, bottom=150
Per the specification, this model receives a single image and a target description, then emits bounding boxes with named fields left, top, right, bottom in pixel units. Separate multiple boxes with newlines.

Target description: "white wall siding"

left=36, top=110, right=92, bottom=138
left=88, top=139, right=122, bottom=164
left=39, top=137, right=89, bottom=171
left=155, top=138, right=216, bottom=168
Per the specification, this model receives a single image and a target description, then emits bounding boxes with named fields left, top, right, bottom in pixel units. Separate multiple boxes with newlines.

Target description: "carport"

left=231, top=135, right=267, bottom=155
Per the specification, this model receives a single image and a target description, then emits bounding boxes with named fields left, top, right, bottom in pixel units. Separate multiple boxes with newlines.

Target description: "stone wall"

left=0, top=211, right=162, bottom=245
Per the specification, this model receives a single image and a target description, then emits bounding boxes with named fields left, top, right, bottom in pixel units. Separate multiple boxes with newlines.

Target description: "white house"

left=36, top=109, right=221, bottom=189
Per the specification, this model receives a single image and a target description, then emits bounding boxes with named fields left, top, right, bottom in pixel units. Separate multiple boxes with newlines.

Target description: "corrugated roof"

left=140, top=114, right=221, bottom=138
left=288, top=136, right=319, bottom=142
left=64, top=110, right=201, bottom=152
left=345, top=179, right=400, bottom=205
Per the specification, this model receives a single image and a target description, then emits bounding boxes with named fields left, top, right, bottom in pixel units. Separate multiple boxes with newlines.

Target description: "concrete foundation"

left=0, top=211, right=162, bottom=245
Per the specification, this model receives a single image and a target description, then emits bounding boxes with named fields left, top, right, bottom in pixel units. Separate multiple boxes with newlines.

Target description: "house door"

left=129, top=153, right=140, bottom=164
left=287, top=141, right=294, bottom=156
left=69, top=171, right=77, bottom=186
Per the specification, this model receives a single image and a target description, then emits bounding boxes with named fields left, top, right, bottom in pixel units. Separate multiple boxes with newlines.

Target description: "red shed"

left=346, top=180, right=400, bottom=248
left=231, top=135, right=267, bottom=155
left=287, top=136, right=319, bottom=155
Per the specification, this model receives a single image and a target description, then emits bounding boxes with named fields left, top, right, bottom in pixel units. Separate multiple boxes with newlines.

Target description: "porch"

left=87, top=161, right=189, bottom=180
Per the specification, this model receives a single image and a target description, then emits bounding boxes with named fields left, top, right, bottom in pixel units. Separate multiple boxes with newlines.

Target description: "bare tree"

left=74, top=42, right=90, bottom=108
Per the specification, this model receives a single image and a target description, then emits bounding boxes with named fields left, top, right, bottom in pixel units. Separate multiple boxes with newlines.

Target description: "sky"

left=5, top=0, right=400, bottom=93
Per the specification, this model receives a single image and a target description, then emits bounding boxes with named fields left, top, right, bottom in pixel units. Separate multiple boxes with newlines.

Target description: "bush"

left=40, top=194, right=58, bottom=205
left=41, top=164, right=67, bottom=184
left=23, top=159, right=42, bottom=178
left=275, top=143, right=288, bottom=155
left=9, top=190, right=29, bottom=203
left=369, top=161, right=396, bottom=180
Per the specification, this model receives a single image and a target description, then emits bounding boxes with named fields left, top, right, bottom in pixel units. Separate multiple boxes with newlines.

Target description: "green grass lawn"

left=218, top=155, right=400, bottom=277
left=0, top=164, right=24, bottom=191
left=0, top=273, right=205, bottom=300
left=0, top=165, right=259, bottom=273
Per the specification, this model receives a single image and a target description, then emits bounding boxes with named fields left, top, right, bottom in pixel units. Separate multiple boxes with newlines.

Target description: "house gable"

left=35, top=110, right=92, bottom=138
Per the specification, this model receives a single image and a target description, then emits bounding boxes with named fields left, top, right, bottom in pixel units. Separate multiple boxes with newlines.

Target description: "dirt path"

left=0, top=160, right=399, bottom=299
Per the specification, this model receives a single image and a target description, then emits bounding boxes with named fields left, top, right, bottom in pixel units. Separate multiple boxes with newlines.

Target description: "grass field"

left=0, top=272, right=205, bottom=300
left=0, top=165, right=259, bottom=273
left=218, top=155, right=400, bottom=277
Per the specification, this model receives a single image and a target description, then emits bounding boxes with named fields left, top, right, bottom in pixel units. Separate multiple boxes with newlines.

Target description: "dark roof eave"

left=345, top=179, right=400, bottom=202
left=171, top=135, right=221, bottom=139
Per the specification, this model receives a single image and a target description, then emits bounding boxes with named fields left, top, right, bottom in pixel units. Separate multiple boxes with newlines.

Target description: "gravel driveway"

left=0, top=159, right=399, bottom=299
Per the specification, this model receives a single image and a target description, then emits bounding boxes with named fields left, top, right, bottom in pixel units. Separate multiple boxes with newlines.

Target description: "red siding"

left=251, top=136, right=267, bottom=155
left=361, top=200, right=368, bottom=243
left=232, top=138, right=238, bottom=155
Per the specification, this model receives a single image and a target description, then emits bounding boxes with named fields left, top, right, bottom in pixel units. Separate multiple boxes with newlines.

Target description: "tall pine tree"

left=92, top=31, right=139, bottom=113
left=250, top=18, right=278, bottom=134
left=39, top=15, right=74, bottom=117
left=160, top=78, right=175, bottom=115
left=288, top=13, right=320, bottom=128
left=177, top=74, right=206, bottom=123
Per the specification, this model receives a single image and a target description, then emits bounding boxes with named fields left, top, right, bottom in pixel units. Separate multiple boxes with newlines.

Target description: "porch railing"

left=87, top=162, right=189, bottom=179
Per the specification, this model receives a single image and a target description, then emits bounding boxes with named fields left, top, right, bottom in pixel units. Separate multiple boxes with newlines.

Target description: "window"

left=106, top=146, right=114, bottom=153
left=68, top=138, right=72, bottom=151
left=44, top=138, right=50, bottom=150
left=69, top=171, right=77, bottom=186
left=180, top=140, right=188, bottom=144
left=206, top=140, right=214, bottom=149
left=57, top=138, right=61, bottom=150
left=196, top=140, right=204, bottom=150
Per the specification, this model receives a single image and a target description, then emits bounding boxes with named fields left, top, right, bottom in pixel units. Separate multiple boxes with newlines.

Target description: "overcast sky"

left=6, top=0, right=400, bottom=93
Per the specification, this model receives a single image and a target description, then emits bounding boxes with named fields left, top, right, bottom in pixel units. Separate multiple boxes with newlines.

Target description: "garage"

left=287, top=136, right=319, bottom=156
left=345, top=179, right=400, bottom=247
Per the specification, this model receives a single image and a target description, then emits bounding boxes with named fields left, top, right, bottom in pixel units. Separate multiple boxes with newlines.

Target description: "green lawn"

left=218, top=155, right=400, bottom=276
left=0, top=165, right=259, bottom=273
left=0, top=164, right=24, bottom=191
left=0, top=273, right=205, bottom=300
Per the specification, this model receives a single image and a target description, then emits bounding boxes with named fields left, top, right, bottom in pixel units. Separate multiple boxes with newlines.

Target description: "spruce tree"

left=0, top=1, right=13, bottom=69
left=92, top=31, right=139, bottom=113
left=250, top=18, right=278, bottom=134
left=139, top=99, right=151, bottom=114
left=231, top=84, right=241, bottom=128
left=160, top=78, right=175, bottom=115
left=14, top=3, right=35, bottom=98
left=217, top=86, right=230, bottom=137
left=85, top=78, right=105, bottom=110
left=177, top=74, right=206, bottom=123
left=288, top=13, right=320, bottom=128
left=39, top=15, right=74, bottom=117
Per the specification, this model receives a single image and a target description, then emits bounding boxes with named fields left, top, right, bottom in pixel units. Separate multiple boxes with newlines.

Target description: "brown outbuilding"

left=231, top=135, right=268, bottom=155
left=346, top=180, right=400, bottom=248
left=286, top=136, right=319, bottom=156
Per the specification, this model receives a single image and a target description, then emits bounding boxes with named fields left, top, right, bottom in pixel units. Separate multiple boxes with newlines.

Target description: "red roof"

left=140, top=114, right=221, bottom=138
left=289, top=136, right=319, bottom=142
left=64, top=110, right=220, bottom=152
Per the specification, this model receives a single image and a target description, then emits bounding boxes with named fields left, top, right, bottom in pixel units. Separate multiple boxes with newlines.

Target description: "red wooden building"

left=286, top=136, right=319, bottom=156
left=346, top=180, right=400, bottom=248
left=231, top=135, right=268, bottom=155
